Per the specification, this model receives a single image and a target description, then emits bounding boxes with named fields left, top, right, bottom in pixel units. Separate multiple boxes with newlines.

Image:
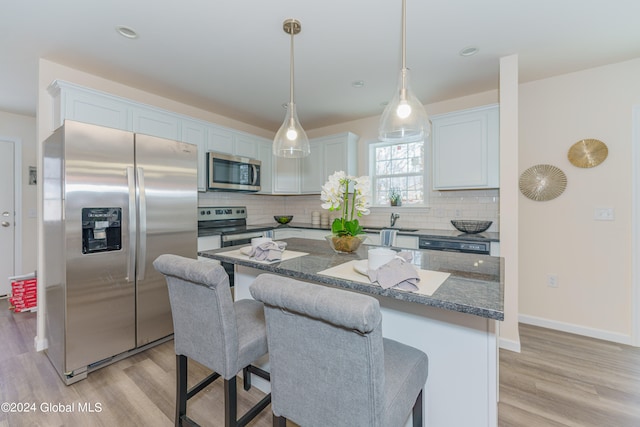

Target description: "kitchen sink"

left=362, top=227, right=419, bottom=233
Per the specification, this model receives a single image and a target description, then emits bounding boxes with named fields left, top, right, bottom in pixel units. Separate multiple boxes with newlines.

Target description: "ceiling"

left=3, top=0, right=640, bottom=132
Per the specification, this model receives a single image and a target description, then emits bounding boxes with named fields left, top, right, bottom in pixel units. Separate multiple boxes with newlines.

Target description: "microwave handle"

left=251, top=164, right=259, bottom=186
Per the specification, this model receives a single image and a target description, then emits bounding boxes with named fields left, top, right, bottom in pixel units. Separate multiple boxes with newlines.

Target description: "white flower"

left=320, top=172, right=371, bottom=219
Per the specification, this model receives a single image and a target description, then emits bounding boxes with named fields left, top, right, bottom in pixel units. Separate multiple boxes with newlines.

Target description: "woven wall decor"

left=567, top=138, right=608, bottom=168
left=519, top=164, right=567, bottom=201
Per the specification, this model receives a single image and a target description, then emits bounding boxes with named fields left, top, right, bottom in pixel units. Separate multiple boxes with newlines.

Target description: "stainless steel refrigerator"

left=43, top=120, right=197, bottom=384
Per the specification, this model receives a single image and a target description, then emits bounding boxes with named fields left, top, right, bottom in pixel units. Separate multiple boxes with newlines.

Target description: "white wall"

left=0, top=111, right=37, bottom=275
left=518, top=57, right=640, bottom=343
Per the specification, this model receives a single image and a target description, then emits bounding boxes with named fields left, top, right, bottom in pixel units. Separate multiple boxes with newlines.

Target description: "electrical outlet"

left=594, top=207, right=614, bottom=221
left=454, top=209, right=462, bottom=218
left=547, top=274, right=559, bottom=288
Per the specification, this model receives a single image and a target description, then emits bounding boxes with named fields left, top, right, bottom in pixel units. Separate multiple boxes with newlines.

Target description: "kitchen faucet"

left=390, top=212, right=400, bottom=228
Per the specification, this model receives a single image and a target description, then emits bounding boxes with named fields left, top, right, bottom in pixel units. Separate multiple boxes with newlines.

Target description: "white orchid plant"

left=320, top=171, right=371, bottom=237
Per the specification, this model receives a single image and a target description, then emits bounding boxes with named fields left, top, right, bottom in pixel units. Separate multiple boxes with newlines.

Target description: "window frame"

left=367, top=139, right=429, bottom=208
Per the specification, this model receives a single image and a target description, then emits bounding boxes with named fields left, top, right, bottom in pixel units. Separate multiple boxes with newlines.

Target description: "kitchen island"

left=200, top=238, right=504, bottom=427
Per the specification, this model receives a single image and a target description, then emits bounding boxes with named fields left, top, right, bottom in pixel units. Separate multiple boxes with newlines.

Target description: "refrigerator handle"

left=137, top=166, right=147, bottom=281
left=126, top=166, right=136, bottom=282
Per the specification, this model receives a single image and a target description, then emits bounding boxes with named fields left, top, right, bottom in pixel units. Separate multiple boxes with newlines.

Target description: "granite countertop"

left=199, top=237, right=504, bottom=320
left=252, top=222, right=500, bottom=242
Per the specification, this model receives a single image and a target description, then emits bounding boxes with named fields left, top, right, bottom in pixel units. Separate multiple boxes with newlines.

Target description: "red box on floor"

left=9, top=274, right=37, bottom=313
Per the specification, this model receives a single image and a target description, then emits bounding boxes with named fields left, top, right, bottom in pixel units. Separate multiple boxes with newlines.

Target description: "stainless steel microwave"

left=207, top=152, right=261, bottom=192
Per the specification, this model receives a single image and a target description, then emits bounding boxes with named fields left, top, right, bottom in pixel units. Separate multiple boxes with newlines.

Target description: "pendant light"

left=273, top=19, right=310, bottom=158
left=378, top=0, right=430, bottom=142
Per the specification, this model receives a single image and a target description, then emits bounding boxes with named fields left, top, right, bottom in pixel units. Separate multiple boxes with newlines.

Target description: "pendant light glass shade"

left=379, top=0, right=430, bottom=142
left=273, top=101, right=310, bottom=158
left=274, top=19, right=310, bottom=158
left=378, top=68, right=430, bottom=142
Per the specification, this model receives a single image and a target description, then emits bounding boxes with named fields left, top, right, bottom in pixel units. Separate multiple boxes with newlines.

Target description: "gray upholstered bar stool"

left=250, top=274, right=429, bottom=427
left=153, top=254, right=271, bottom=427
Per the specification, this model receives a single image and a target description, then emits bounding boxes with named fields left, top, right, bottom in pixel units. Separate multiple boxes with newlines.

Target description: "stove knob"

left=206, top=210, right=212, bottom=215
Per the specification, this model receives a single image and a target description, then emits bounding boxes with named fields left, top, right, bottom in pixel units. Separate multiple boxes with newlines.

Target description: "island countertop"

left=199, top=237, right=504, bottom=320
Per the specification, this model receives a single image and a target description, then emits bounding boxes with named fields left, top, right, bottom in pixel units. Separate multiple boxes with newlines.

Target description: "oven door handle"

left=221, top=231, right=265, bottom=243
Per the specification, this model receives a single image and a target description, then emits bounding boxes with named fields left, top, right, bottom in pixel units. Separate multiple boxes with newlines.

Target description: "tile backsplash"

left=198, top=189, right=499, bottom=232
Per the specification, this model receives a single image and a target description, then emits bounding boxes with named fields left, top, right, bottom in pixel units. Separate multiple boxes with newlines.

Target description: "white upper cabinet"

left=48, top=80, right=274, bottom=194
left=181, top=119, right=208, bottom=191
left=207, top=127, right=262, bottom=159
left=256, top=140, right=273, bottom=194
left=273, top=156, right=301, bottom=194
left=298, top=132, right=358, bottom=194
left=49, top=81, right=129, bottom=130
left=131, top=106, right=180, bottom=141
left=431, top=104, right=499, bottom=190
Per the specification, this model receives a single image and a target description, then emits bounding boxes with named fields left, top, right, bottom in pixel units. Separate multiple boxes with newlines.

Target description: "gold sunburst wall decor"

left=567, top=138, right=608, bottom=168
left=519, top=164, right=567, bottom=201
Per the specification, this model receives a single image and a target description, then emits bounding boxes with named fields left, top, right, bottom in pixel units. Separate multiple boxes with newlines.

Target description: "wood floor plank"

left=4, top=300, right=640, bottom=426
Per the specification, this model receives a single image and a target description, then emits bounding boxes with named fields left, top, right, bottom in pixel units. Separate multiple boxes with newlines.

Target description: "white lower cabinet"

left=303, top=229, right=328, bottom=240
left=273, top=228, right=305, bottom=240
left=365, top=233, right=418, bottom=249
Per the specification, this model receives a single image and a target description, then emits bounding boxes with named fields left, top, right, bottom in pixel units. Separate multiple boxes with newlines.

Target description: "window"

left=368, top=140, right=425, bottom=206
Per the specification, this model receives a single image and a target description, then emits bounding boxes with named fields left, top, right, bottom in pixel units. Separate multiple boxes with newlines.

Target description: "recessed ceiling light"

left=116, top=26, right=139, bottom=39
left=351, top=80, right=365, bottom=88
left=459, top=46, right=479, bottom=57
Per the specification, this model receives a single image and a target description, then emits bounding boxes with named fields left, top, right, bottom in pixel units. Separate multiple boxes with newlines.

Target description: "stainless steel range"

left=197, top=206, right=273, bottom=283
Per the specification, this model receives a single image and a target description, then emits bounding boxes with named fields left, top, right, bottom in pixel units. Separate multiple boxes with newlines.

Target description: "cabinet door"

left=301, top=140, right=324, bottom=194
left=181, top=119, right=208, bottom=191
left=273, top=157, right=300, bottom=194
left=303, top=229, right=328, bottom=240
left=396, top=235, right=418, bottom=249
left=432, top=105, right=499, bottom=190
left=58, top=86, right=130, bottom=130
left=257, top=140, right=273, bottom=194
left=208, top=127, right=234, bottom=154
left=273, top=228, right=304, bottom=239
left=131, top=107, right=180, bottom=140
left=322, top=133, right=358, bottom=178
left=234, top=134, right=259, bottom=159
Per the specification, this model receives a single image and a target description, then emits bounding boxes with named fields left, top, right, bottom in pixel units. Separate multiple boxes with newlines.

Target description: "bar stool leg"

left=273, top=414, right=286, bottom=427
left=412, top=390, right=423, bottom=427
left=176, top=355, right=188, bottom=427
left=224, top=377, right=237, bottom=427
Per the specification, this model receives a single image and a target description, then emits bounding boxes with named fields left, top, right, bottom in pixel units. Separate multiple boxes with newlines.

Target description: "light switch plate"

left=594, top=207, right=614, bottom=221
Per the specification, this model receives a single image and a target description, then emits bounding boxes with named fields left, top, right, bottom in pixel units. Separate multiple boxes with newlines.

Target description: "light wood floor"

left=2, top=299, right=640, bottom=427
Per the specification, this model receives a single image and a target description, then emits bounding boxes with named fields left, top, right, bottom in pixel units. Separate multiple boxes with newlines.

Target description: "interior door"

left=0, top=139, right=15, bottom=296
left=134, top=134, right=197, bottom=346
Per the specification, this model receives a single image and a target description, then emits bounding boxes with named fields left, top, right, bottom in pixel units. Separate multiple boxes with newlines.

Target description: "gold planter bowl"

left=325, top=234, right=367, bottom=254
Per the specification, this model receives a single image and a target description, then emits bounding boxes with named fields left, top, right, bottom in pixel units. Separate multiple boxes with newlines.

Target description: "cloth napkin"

left=248, top=241, right=287, bottom=261
left=367, top=251, right=420, bottom=291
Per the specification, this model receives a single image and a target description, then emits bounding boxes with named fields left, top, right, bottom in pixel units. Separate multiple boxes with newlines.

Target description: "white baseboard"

left=519, top=314, right=634, bottom=346
left=499, top=337, right=521, bottom=353
left=34, top=336, right=48, bottom=352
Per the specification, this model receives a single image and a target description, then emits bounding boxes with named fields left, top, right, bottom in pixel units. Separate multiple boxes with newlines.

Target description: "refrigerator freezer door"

left=62, top=121, right=136, bottom=372
left=134, top=133, right=197, bottom=346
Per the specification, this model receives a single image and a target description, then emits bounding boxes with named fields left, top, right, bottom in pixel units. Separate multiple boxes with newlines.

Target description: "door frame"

left=633, top=105, right=640, bottom=346
left=0, top=136, right=23, bottom=288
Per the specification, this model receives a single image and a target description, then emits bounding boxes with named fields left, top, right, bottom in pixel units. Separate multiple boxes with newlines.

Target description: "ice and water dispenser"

left=81, top=208, right=122, bottom=254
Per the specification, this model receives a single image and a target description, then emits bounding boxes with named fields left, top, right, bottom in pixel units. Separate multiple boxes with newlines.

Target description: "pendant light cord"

left=401, top=0, right=407, bottom=92
left=289, top=21, right=295, bottom=105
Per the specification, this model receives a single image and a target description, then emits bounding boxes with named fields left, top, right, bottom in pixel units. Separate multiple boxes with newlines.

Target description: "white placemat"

left=318, top=260, right=450, bottom=296
left=216, top=247, right=309, bottom=264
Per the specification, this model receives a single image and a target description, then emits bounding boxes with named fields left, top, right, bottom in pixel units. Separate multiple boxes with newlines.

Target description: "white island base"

left=235, top=266, right=498, bottom=427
